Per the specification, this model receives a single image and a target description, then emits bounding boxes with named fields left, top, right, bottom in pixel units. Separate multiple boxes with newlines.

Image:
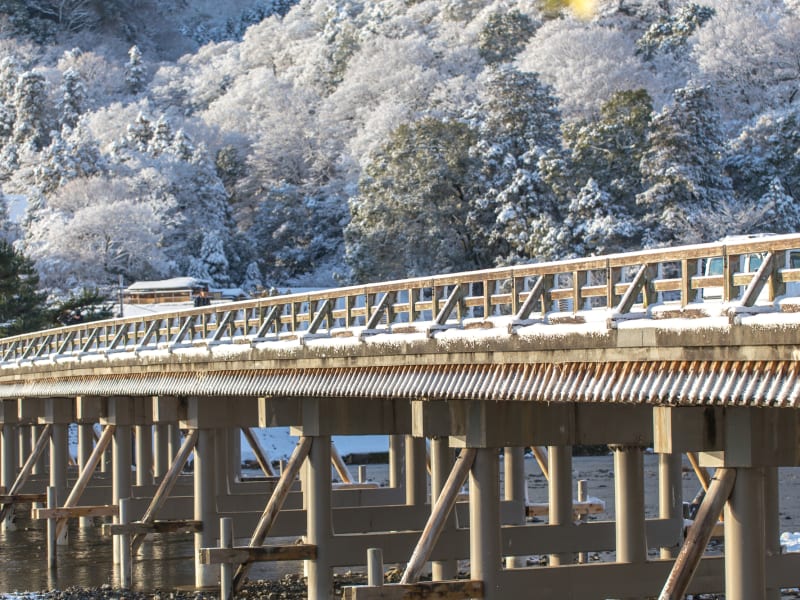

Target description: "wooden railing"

left=3, top=234, right=800, bottom=366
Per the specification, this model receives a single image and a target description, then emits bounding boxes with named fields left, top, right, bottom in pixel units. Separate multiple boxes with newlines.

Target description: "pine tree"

left=345, top=117, right=479, bottom=282
left=193, top=229, right=230, bottom=287
left=561, top=178, right=639, bottom=258
left=125, top=45, right=146, bottom=95
left=637, top=85, right=733, bottom=245
left=563, top=89, right=653, bottom=221
left=0, top=240, right=49, bottom=336
left=478, top=10, right=538, bottom=65
left=12, top=70, right=51, bottom=150
left=57, top=67, right=86, bottom=129
left=240, top=260, right=263, bottom=295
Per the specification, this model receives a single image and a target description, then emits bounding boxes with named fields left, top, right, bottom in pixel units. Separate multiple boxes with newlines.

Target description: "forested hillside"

left=0, top=0, right=799, bottom=296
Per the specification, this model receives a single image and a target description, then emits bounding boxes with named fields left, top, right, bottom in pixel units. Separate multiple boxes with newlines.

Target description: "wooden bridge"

left=3, top=234, right=800, bottom=599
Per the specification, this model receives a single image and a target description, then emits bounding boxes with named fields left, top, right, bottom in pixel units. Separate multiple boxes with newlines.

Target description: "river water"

left=1, top=456, right=799, bottom=594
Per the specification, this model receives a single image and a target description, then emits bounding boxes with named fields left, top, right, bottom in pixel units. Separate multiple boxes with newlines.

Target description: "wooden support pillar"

left=112, top=424, right=132, bottom=564
left=389, top=435, right=403, bottom=489
left=169, top=424, right=181, bottom=464
left=77, top=424, right=93, bottom=529
left=724, top=467, right=766, bottom=600
left=307, top=436, right=333, bottom=600
left=431, top=436, right=457, bottom=580
left=470, top=447, right=501, bottom=598
left=153, top=424, right=170, bottom=479
left=659, top=452, right=683, bottom=559
left=33, top=425, right=47, bottom=476
left=405, top=435, right=427, bottom=507
left=135, top=425, right=154, bottom=486
left=195, top=428, right=219, bottom=589
left=764, top=467, right=780, bottom=600
left=50, top=423, right=69, bottom=545
left=19, top=424, right=31, bottom=470
left=229, top=427, right=242, bottom=483
left=548, top=444, right=574, bottom=566
left=1, top=423, right=18, bottom=531
left=612, top=445, right=647, bottom=566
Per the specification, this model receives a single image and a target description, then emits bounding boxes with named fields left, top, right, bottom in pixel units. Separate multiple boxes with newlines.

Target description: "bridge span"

left=3, top=235, right=800, bottom=599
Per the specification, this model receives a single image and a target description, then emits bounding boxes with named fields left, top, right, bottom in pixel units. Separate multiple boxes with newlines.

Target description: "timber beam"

left=343, top=580, right=484, bottom=599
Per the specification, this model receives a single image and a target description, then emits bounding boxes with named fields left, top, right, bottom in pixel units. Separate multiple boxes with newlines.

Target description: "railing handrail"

left=3, top=233, right=800, bottom=367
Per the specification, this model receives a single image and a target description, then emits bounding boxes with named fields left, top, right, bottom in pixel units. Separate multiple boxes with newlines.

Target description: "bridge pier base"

left=112, top=424, right=132, bottom=564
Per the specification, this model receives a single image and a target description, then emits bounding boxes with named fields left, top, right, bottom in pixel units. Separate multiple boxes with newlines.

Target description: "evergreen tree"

left=561, top=178, right=639, bottom=257
left=761, top=177, right=800, bottom=233
left=637, top=85, right=733, bottom=245
left=12, top=70, right=51, bottom=150
left=637, top=3, right=716, bottom=60
left=0, top=239, right=49, bottom=336
left=478, top=10, right=538, bottom=65
left=345, top=117, right=479, bottom=283
left=240, top=260, right=263, bottom=295
left=195, top=229, right=230, bottom=287
left=468, top=67, right=563, bottom=265
left=562, top=89, right=653, bottom=231
left=125, top=45, right=146, bottom=95
left=57, top=67, right=86, bottom=129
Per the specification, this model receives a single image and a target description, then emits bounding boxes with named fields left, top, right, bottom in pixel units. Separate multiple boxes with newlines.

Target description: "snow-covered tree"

left=637, top=84, right=733, bottom=245
left=240, top=260, right=263, bottom=295
left=561, top=178, right=640, bottom=257
left=12, top=70, right=51, bottom=150
left=125, top=45, right=146, bottom=95
left=193, top=229, right=230, bottom=287
left=478, top=9, right=538, bottom=65
left=57, top=67, right=86, bottom=129
left=345, top=117, right=479, bottom=282
left=637, top=3, right=715, bottom=60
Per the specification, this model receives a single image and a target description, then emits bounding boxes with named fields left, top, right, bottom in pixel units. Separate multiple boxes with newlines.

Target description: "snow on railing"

left=3, top=234, right=800, bottom=367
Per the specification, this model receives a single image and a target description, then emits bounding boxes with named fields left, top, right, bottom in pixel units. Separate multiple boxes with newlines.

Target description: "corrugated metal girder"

left=2, top=360, right=799, bottom=407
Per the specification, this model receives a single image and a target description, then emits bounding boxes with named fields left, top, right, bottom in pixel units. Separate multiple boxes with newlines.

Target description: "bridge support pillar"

left=504, top=446, right=526, bottom=569
left=76, top=424, right=94, bottom=529
left=135, top=425, right=154, bottom=486
left=405, top=435, right=427, bottom=507
left=612, top=444, right=647, bottom=600
left=389, top=435, right=403, bottom=489
left=470, top=447, right=501, bottom=598
left=659, top=452, right=683, bottom=559
left=112, top=424, right=132, bottom=564
left=431, top=436, right=457, bottom=580
left=18, top=423, right=31, bottom=470
left=765, top=466, right=780, bottom=600
left=724, top=466, right=766, bottom=600
left=1, top=405, right=18, bottom=531
left=307, top=435, right=332, bottom=600
left=194, top=428, right=220, bottom=589
left=153, top=424, right=170, bottom=479
left=32, top=425, right=47, bottom=476
left=50, top=423, right=69, bottom=545
left=548, top=444, right=574, bottom=566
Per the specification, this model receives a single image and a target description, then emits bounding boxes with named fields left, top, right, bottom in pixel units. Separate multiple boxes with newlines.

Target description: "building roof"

left=126, top=277, right=210, bottom=292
